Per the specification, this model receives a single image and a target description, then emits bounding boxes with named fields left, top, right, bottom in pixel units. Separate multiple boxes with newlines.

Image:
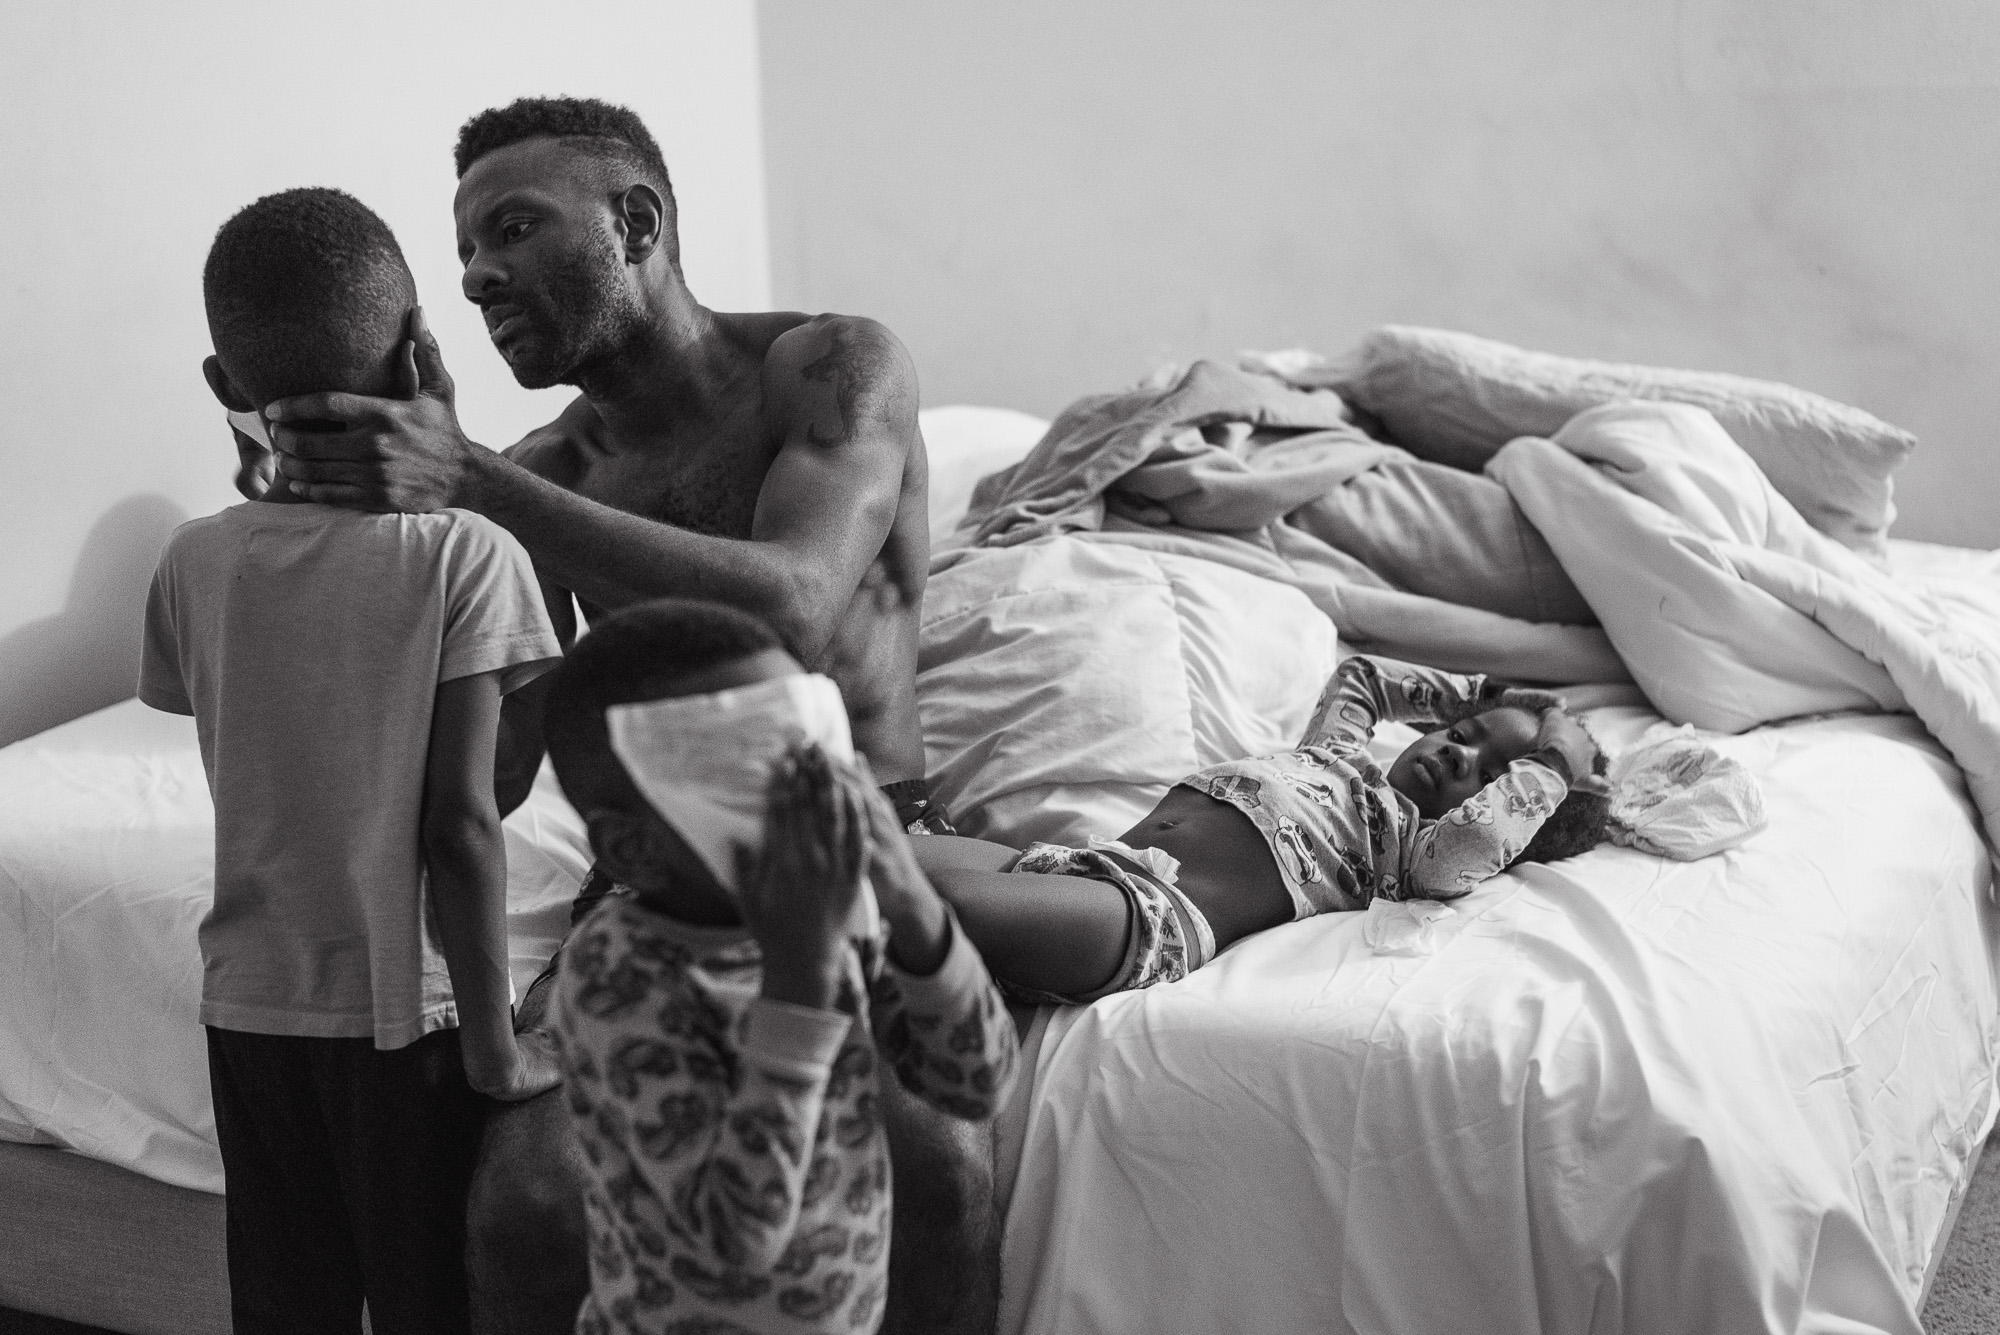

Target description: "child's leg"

left=204, top=1027, right=366, bottom=1335
left=919, top=839, right=1212, bottom=1004
left=927, top=863, right=1135, bottom=1003
left=317, top=1027, right=485, bottom=1335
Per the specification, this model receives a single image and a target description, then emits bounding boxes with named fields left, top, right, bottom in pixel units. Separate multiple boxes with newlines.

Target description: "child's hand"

left=852, top=758, right=952, bottom=976
left=1497, top=686, right=1565, bottom=716
left=470, top=1029, right=563, bottom=1102
left=1532, top=710, right=1601, bottom=785
left=738, top=744, right=868, bottom=1010
left=1480, top=675, right=1564, bottom=716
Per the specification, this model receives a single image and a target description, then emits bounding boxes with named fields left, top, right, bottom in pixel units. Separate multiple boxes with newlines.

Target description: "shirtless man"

left=260, top=98, right=991, bottom=1335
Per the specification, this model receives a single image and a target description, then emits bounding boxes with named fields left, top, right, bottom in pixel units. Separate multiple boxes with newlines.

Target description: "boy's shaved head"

left=203, top=187, right=416, bottom=404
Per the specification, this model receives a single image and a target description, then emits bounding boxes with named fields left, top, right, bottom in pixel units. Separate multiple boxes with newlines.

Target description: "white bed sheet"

left=0, top=700, right=589, bottom=1193
left=998, top=702, right=1998, bottom=1335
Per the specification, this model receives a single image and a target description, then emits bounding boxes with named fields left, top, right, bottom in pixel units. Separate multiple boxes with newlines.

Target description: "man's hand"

left=468, top=1027, right=564, bottom=1103
left=265, top=307, right=482, bottom=513
left=738, top=744, right=868, bottom=1011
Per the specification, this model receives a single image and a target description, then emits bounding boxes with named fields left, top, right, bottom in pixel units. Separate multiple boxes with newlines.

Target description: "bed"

left=2, top=392, right=1996, bottom=1335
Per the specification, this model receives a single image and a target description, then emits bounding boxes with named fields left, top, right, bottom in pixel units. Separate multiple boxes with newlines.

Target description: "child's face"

left=1387, top=706, right=1539, bottom=820
left=586, top=646, right=806, bottom=923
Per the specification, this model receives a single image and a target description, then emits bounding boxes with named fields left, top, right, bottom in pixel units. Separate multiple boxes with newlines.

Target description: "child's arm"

left=1307, top=656, right=1563, bottom=750
left=423, top=668, right=558, bottom=1101
left=857, top=785, right=1019, bottom=1120
left=1403, top=712, right=1597, bottom=900
left=632, top=745, right=866, bottom=1271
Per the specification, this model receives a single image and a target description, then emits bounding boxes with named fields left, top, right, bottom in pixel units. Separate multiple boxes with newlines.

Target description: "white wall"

left=761, top=0, right=2000, bottom=548
left=0, top=0, right=770, bottom=746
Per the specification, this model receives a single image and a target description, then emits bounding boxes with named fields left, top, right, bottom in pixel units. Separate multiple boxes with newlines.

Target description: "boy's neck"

left=252, top=481, right=313, bottom=506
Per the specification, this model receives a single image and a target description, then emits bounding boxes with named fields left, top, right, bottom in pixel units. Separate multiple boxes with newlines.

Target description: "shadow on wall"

left=0, top=494, right=189, bottom=748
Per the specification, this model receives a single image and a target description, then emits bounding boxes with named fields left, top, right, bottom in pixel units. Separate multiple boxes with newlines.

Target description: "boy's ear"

left=202, top=355, right=256, bottom=413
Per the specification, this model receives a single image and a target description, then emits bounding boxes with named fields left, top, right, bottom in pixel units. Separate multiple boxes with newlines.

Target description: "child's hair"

left=1509, top=745, right=1612, bottom=867
left=202, top=186, right=415, bottom=401
left=542, top=598, right=782, bottom=816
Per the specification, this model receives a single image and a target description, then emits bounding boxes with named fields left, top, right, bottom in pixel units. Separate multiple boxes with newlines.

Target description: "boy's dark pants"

left=205, top=1025, right=484, bottom=1335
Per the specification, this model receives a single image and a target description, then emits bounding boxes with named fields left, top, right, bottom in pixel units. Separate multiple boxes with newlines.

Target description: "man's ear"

left=586, top=808, right=675, bottom=885
left=202, top=355, right=256, bottom=413
left=611, top=184, right=668, bottom=264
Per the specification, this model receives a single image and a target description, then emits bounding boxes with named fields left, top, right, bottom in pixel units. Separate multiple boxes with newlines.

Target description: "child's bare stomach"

left=1118, top=785, right=1293, bottom=952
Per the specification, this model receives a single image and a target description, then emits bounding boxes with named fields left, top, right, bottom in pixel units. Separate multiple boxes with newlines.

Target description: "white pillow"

left=1330, top=326, right=1916, bottom=560
left=917, top=405, right=1049, bottom=546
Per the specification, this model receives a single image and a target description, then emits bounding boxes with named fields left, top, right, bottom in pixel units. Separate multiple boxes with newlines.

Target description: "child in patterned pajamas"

left=538, top=599, right=1017, bottom=1335
left=920, top=655, right=1613, bottom=1005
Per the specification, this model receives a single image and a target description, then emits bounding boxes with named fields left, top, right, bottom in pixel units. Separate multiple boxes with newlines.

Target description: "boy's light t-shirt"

left=139, top=502, right=562, bottom=1049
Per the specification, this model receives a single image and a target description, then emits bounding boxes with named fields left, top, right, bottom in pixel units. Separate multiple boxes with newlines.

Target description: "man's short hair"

left=1511, top=743, right=1613, bottom=867
left=203, top=187, right=415, bottom=403
left=455, top=97, right=675, bottom=243
left=543, top=598, right=783, bottom=816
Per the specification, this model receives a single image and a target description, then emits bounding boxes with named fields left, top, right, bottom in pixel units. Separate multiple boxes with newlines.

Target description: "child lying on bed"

left=915, top=655, right=1613, bottom=1005
left=536, top=598, right=1017, bottom=1335
left=141, top=188, right=563, bottom=1333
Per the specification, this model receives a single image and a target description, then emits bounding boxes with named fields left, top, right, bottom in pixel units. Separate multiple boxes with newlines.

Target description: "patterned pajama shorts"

left=1005, top=839, right=1217, bottom=1006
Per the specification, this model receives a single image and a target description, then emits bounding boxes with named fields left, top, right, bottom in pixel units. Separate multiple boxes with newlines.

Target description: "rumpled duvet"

left=960, top=362, right=2000, bottom=854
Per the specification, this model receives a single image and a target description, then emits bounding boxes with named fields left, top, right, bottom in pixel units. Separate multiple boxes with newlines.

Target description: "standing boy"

left=140, top=188, right=564, bottom=1334
left=538, top=598, right=1018, bottom=1334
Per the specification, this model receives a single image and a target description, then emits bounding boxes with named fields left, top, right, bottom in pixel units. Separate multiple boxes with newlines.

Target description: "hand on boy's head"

left=265, top=308, right=477, bottom=514
left=1497, top=686, right=1565, bottom=716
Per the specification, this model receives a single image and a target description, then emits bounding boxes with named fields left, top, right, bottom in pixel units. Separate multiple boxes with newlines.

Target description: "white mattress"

left=0, top=700, right=589, bottom=1193
left=997, top=701, right=1998, bottom=1335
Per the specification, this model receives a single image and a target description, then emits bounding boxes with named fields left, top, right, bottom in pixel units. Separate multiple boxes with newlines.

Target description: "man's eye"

left=502, top=220, right=534, bottom=242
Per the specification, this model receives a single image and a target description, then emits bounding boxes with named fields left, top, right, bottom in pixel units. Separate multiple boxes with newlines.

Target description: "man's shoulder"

left=760, top=313, right=918, bottom=448
left=764, top=312, right=912, bottom=383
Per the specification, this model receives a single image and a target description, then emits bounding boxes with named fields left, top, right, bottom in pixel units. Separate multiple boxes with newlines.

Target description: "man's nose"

left=462, top=247, right=504, bottom=303
left=1448, top=743, right=1479, bottom=777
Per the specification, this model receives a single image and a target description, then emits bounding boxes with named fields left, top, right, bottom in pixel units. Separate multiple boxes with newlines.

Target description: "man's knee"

left=881, top=1078, right=995, bottom=1225
left=465, top=1092, right=589, bottom=1281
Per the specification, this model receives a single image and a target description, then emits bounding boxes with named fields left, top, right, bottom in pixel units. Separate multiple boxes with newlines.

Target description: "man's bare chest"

left=570, top=434, right=778, bottom=541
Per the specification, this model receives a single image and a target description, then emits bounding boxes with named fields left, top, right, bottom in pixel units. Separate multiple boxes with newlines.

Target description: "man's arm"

left=424, top=669, right=560, bottom=1100
left=267, top=309, right=917, bottom=662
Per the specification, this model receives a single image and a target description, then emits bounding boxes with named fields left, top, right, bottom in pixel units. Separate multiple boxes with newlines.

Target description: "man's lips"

left=483, top=304, right=530, bottom=342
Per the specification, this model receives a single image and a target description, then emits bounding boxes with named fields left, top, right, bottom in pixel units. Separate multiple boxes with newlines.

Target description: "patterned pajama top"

left=552, top=894, right=1018, bottom=1335
left=1181, top=656, right=1577, bottom=914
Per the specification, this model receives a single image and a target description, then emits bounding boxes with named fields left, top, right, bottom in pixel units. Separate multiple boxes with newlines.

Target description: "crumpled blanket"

left=960, top=360, right=1626, bottom=683
left=960, top=362, right=2000, bottom=853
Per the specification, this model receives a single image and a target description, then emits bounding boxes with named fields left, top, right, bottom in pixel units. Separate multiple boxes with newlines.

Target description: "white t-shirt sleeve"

left=437, top=512, right=564, bottom=693
left=138, top=554, right=193, bottom=715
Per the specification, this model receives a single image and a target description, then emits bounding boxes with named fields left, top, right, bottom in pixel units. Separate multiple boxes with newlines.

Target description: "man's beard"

left=499, top=234, right=644, bottom=391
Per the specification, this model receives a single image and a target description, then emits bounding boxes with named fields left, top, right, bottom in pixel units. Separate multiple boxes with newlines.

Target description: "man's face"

left=453, top=138, right=643, bottom=389
left=1386, top=706, right=1540, bottom=820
